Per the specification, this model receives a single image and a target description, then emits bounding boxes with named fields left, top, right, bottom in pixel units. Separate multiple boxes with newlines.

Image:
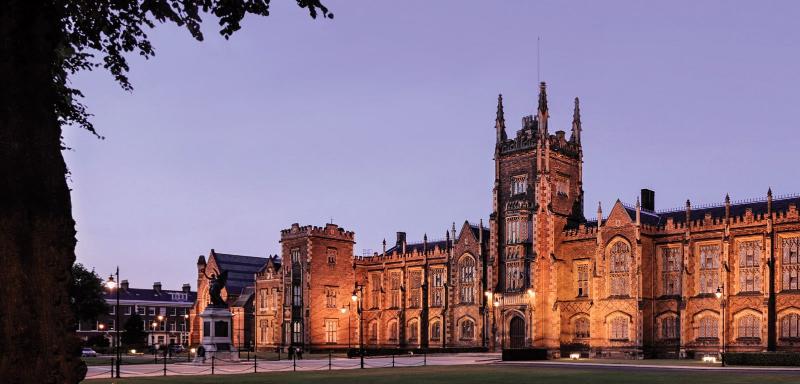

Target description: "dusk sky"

left=65, top=0, right=800, bottom=290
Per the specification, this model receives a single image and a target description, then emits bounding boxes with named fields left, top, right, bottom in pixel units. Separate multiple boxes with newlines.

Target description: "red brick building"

left=194, top=83, right=800, bottom=358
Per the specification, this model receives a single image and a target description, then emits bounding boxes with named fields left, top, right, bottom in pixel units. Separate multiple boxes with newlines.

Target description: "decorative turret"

left=768, top=187, right=773, bottom=214
left=495, top=94, right=507, bottom=143
left=597, top=201, right=603, bottom=226
left=685, top=199, right=691, bottom=224
left=537, top=82, right=549, bottom=140
left=571, top=97, right=582, bottom=145
left=725, top=193, right=731, bottom=221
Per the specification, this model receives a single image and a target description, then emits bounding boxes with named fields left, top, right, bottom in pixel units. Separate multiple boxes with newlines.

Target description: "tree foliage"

left=56, top=0, right=332, bottom=139
left=122, top=312, right=148, bottom=348
left=69, top=263, right=109, bottom=323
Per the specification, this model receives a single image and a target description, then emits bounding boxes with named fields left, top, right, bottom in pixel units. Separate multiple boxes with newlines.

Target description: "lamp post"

left=151, top=320, right=159, bottom=363
left=715, top=285, right=726, bottom=367
left=484, top=290, right=492, bottom=349
left=183, top=314, right=189, bottom=347
left=526, top=289, right=536, bottom=347
left=352, top=284, right=365, bottom=369
left=341, top=303, right=352, bottom=349
left=105, top=268, right=121, bottom=378
left=492, top=293, right=501, bottom=350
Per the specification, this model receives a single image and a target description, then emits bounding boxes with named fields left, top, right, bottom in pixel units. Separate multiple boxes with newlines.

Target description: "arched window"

left=737, top=314, right=760, bottom=339
left=699, top=244, right=721, bottom=294
left=459, top=255, right=476, bottom=303
left=782, top=238, right=800, bottom=291
left=431, top=321, right=441, bottom=341
left=408, top=319, right=419, bottom=342
left=460, top=255, right=475, bottom=283
left=780, top=313, right=800, bottom=339
left=660, top=316, right=678, bottom=340
left=369, top=320, right=378, bottom=344
left=460, top=319, right=475, bottom=340
left=574, top=317, right=590, bottom=339
left=259, top=320, right=270, bottom=344
left=738, top=241, right=761, bottom=293
left=609, top=241, right=631, bottom=296
left=388, top=320, right=398, bottom=342
left=609, top=317, right=628, bottom=340
left=698, top=316, right=718, bottom=339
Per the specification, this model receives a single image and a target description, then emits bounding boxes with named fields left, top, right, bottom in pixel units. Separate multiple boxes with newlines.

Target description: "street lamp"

left=493, top=294, right=501, bottom=350
left=105, top=268, right=121, bottom=378
left=352, top=284, right=365, bottom=369
left=341, top=303, right=352, bottom=349
left=716, top=285, right=726, bottom=367
left=183, top=314, right=189, bottom=347
left=484, top=290, right=492, bottom=348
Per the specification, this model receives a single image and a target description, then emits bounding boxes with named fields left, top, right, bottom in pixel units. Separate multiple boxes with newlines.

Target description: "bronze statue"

left=202, top=267, right=229, bottom=308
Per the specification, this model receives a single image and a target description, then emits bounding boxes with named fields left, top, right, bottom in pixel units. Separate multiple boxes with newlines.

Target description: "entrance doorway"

left=509, top=316, right=525, bottom=349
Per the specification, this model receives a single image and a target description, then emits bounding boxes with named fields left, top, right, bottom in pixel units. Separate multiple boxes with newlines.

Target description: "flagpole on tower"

left=537, top=36, right=541, bottom=84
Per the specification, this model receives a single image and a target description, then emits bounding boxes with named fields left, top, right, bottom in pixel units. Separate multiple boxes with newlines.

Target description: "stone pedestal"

left=194, top=306, right=239, bottom=364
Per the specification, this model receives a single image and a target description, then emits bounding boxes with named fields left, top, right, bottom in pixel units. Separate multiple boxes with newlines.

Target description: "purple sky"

left=65, top=1, right=800, bottom=290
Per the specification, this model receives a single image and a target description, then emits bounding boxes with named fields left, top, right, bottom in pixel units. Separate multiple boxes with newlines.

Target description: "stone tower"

left=279, top=223, right=355, bottom=350
left=489, top=83, right=584, bottom=352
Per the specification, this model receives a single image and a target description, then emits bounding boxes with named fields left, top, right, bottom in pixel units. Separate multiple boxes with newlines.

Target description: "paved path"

left=85, top=354, right=800, bottom=380
left=85, top=353, right=498, bottom=379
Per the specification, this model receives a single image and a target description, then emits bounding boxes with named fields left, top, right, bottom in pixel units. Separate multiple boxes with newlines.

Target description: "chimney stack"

left=396, top=232, right=406, bottom=248
left=153, top=281, right=162, bottom=293
left=640, top=189, right=655, bottom=211
left=182, top=283, right=191, bottom=293
left=121, top=279, right=129, bottom=291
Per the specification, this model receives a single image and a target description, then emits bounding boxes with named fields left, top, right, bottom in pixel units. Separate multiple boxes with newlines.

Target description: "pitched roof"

left=385, top=240, right=449, bottom=255
left=212, top=252, right=267, bottom=295
left=103, top=287, right=196, bottom=304
left=468, top=224, right=490, bottom=242
left=616, top=194, right=800, bottom=227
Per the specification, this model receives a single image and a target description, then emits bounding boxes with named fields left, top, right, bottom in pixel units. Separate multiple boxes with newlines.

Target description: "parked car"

left=81, top=348, right=98, bottom=357
left=169, top=344, right=185, bottom=354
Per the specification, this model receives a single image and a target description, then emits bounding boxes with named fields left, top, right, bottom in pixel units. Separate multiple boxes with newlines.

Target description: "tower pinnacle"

left=495, top=94, right=507, bottom=143
left=571, top=97, right=582, bottom=145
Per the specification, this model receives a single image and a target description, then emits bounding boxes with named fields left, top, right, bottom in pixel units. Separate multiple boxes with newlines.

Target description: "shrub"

left=724, top=352, right=800, bottom=366
left=501, top=348, right=548, bottom=361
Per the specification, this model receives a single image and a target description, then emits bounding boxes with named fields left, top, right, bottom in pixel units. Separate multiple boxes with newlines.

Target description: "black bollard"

left=293, top=353, right=296, bottom=372
left=328, top=350, right=332, bottom=370
left=211, top=356, right=215, bottom=375
left=110, top=358, right=115, bottom=378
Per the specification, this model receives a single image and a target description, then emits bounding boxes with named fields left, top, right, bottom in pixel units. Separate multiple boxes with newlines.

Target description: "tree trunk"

left=0, top=0, right=85, bottom=382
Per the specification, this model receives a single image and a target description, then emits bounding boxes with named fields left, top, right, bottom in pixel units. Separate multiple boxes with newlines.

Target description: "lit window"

left=782, top=238, right=800, bottom=291
left=511, top=175, right=527, bottom=195
left=780, top=314, right=800, bottom=339
left=737, top=315, right=760, bottom=339
left=699, top=244, right=720, bottom=294
left=577, top=264, right=589, bottom=297
left=738, top=241, right=761, bottom=293
left=324, top=319, right=338, bottom=343
left=698, top=316, right=718, bottom=339
left=610, top=317, right=628, bottom=340
left=609, top=242, right=630, bottom=296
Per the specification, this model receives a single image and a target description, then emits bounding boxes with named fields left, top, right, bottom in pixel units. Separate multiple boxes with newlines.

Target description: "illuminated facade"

left=194, top=83, right=800, bottom=357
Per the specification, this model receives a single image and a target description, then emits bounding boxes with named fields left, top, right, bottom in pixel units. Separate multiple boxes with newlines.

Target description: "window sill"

left=609, top=338, right=629, bottom=342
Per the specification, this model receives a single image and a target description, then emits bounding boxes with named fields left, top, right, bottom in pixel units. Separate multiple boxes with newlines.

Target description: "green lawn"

left=86, top=364, right=800, bottom=384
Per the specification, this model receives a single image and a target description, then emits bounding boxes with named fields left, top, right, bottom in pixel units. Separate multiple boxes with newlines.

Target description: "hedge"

left=501, top=348, right=548, bottom=361
left=345, top=346, right=488, bottom=358
left=724, top=352, right=800, bottom=366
